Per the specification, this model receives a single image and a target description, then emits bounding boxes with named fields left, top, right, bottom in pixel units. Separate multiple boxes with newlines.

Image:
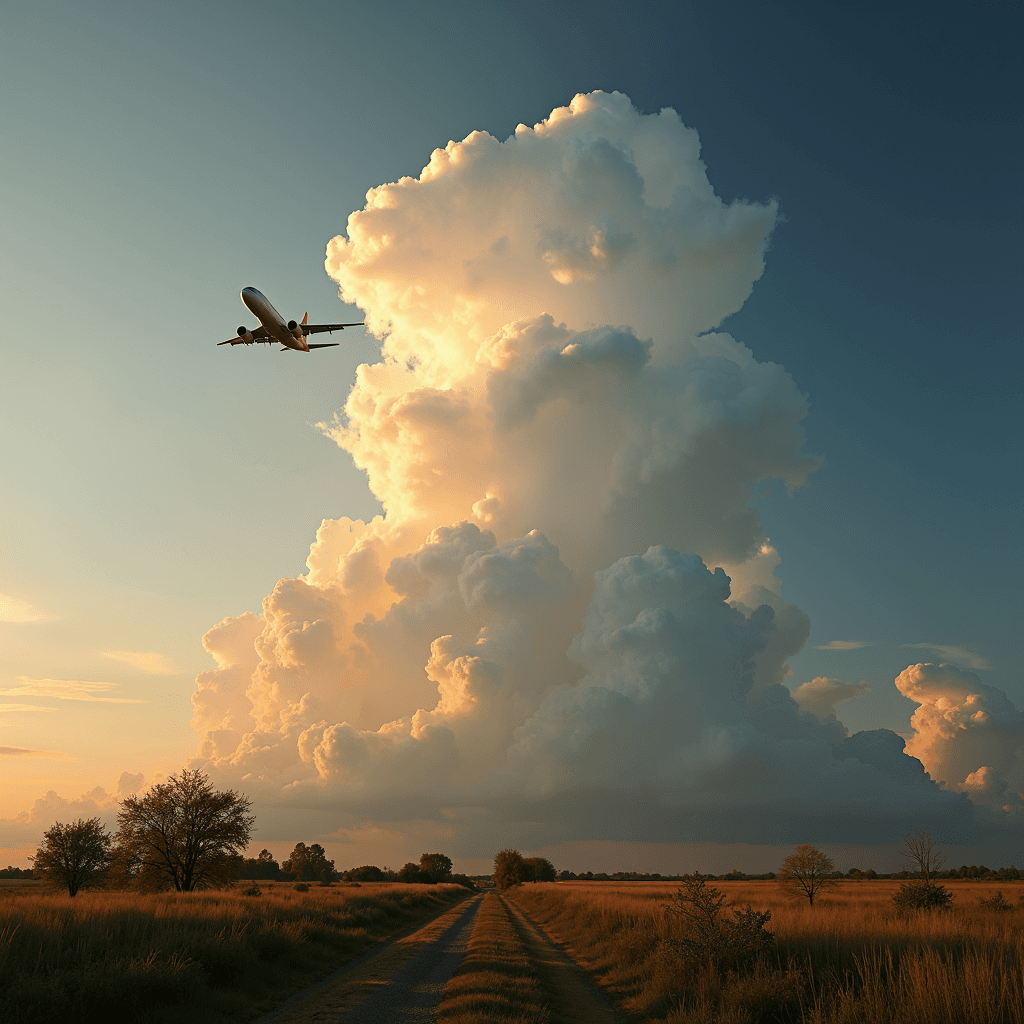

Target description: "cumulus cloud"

left=0, top=593, right=52, bottom=623
left=896, top=663, right=1023, bottom=816
left=0, top=786, right=120, bottom=848
left=0, top=678, right=145, bottom=703
left=102, top=650, right=181, bottom=675
left=903, top=644, right=991, bottom=671
left=792, top=677, right=870, bottom=720
left=179, top=91, right=986, bottom=854
left=116, top=771, right=145, bottom=797
left=817, top=640, right=873, bottom=651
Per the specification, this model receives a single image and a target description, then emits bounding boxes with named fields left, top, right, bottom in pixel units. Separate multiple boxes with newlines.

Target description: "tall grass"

left=508, top=881, right=1024, bottom=1023
left=0, top=882, right=470, bottom=1024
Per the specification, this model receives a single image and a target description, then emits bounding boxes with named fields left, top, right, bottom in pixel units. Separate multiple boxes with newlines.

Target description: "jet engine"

left=237, top=327, right=254, bottom=343
left=287, top=319, right=303, bottom=337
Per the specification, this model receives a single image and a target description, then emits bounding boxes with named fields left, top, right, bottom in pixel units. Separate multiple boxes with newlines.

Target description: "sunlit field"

left=0, top=881, right=471, bottom=1024
left=508, top=880, right=1024, bottom=1024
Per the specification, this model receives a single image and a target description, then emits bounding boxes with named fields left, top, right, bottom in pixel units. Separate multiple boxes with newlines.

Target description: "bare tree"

left=114, top=768, right=254, bottom=891
left=777, top=844, right=839, bottom=906
left=892, top=830, right=952, bottom=910
left=31, top=817, right=111, bottom=896
left=899, top=829, right=945, bottom=882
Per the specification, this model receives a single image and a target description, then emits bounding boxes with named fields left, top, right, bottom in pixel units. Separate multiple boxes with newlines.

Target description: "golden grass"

left=436, top=892, right=549, bottom=1023
left=507, top=881, right=1024, bottom=1024
left=0, top=881, right=470, bottom=1024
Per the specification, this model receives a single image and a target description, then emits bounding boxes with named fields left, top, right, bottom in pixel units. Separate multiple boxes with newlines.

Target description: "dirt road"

left=257, top=890, right=617, bottom=1023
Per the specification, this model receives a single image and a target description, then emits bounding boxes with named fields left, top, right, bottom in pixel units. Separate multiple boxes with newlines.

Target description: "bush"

left=293, top=882, right=310, bottom=892
left=892, top=881, right=953, bottom=910
left=977, top=890, right=1013, bottom=911
left=241, top=882, right=262, bottom=896
left=662, top=874, right=774, bottom=977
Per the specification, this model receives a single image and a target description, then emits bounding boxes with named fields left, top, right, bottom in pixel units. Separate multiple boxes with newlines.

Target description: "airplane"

left=218, top=287, right=363, bottom=352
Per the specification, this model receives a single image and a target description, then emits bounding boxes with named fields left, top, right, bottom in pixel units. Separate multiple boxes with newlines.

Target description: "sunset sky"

left=2, top=1, right=1021, bottom=873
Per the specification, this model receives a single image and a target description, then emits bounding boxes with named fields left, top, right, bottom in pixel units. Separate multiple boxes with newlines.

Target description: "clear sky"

left=1, top=0, right=1021, bottom=872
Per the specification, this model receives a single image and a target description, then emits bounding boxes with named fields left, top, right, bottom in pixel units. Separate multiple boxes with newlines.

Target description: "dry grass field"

left=508, top=880, right=1024, bottom=1024
left=0, top=881, right=471, bottom=1024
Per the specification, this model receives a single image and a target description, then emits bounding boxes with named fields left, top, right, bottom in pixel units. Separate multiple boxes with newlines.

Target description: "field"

left=0, top=881, right=471, bottom=1024
left=508, top=880, right=1024, bottom=1024
left=3, top=878, right=1022, bottom=1023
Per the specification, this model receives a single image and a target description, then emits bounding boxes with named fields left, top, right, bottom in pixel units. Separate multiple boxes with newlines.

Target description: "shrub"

left=977, top=890, right=1013, bottom=911
left=241, top=882, right=262, bottom=896
left=662, top=873, right=774, bottom=977
left=293, top=882, right=310, bottom=892
left=892, top=881, right=953, bottom=910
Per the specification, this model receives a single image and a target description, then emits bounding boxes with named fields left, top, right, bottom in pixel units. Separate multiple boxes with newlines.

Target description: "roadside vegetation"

left=508, top=878, right=1024, bottom=1023
left=0, top=881, right=471, bottom=1024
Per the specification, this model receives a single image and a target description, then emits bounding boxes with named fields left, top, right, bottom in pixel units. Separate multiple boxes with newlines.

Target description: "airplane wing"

left=218, top=326, right=271, bottom=346
left=302, top=322, right=364, bottom=336
left=307, top=342, right=340, bottom=349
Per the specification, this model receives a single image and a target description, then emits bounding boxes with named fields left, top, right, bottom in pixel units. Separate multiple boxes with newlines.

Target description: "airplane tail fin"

left=301, top=312, right=308, bottom=326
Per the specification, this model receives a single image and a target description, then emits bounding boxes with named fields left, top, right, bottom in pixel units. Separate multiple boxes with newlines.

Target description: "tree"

left=343, top=864, right=386, bottom=882
left=282, top=842, right=335, bottom=882
left=891, top=830, right=952, bottom=911
left=398, top=861, right=423, bottom=882
left=114, top=768, right=254, bottom=891
left=899, top=829, right=944, bottom=882
left=238, top=848, right=281, bottom=880
left=494, top=848, right=524, bottom=888
left=419, top=852, right=453, bottom=883
left=777, top=844, right=839, bottom=906
left=522, top=856, right=557, bottom=882
left=31, top=817, right=112, bottom=896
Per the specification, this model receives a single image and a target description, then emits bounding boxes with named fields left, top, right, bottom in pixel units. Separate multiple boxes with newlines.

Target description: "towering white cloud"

left=190, top=92, right=980, bottom=851
left=896, top=663, right=1023, bottom=816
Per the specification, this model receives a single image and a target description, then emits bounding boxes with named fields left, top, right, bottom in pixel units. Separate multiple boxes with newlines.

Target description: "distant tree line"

left=237, top=848, right=474, bottom=888
left=0, top=865, right=35, bottom=879
left=31, top=770, right=476, bottom=898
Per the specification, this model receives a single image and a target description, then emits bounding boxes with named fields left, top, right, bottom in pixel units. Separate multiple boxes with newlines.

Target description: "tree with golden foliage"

left=114, top=768, right=254, bottom=891
left=777, top=844, right=839, bottom=906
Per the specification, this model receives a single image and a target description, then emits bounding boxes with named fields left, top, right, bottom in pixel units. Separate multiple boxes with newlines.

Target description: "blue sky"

left=1, top=1, right=1020, bottom=866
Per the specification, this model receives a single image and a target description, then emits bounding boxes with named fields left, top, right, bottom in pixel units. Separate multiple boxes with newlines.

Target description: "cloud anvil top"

left=219, top=287, right=363, bottom=352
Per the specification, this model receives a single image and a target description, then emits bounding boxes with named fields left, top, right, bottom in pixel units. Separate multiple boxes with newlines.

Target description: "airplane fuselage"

left=241, top=287, right=309, bottom=352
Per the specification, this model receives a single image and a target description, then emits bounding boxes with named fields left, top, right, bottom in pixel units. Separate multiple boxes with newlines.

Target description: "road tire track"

left=502, top=894, right=620, bottom=1023
left=255, top=893, right=481, bottom=1024
left=339, top=895, right=482, bottom=1022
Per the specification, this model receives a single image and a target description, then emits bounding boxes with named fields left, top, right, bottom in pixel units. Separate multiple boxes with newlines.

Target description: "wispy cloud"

left=0, top=678, right=146, bottom=703
left=903, top=644, right=990, bottom=671
left=0, top=746, right=72, bottom=759
left=101, top=650, right=180, bottom=675
left=0, top=703, right=57, bottom=713
left=817, top=640, right=874, bottom=651
left=0, top=593, right=53, bottom=624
